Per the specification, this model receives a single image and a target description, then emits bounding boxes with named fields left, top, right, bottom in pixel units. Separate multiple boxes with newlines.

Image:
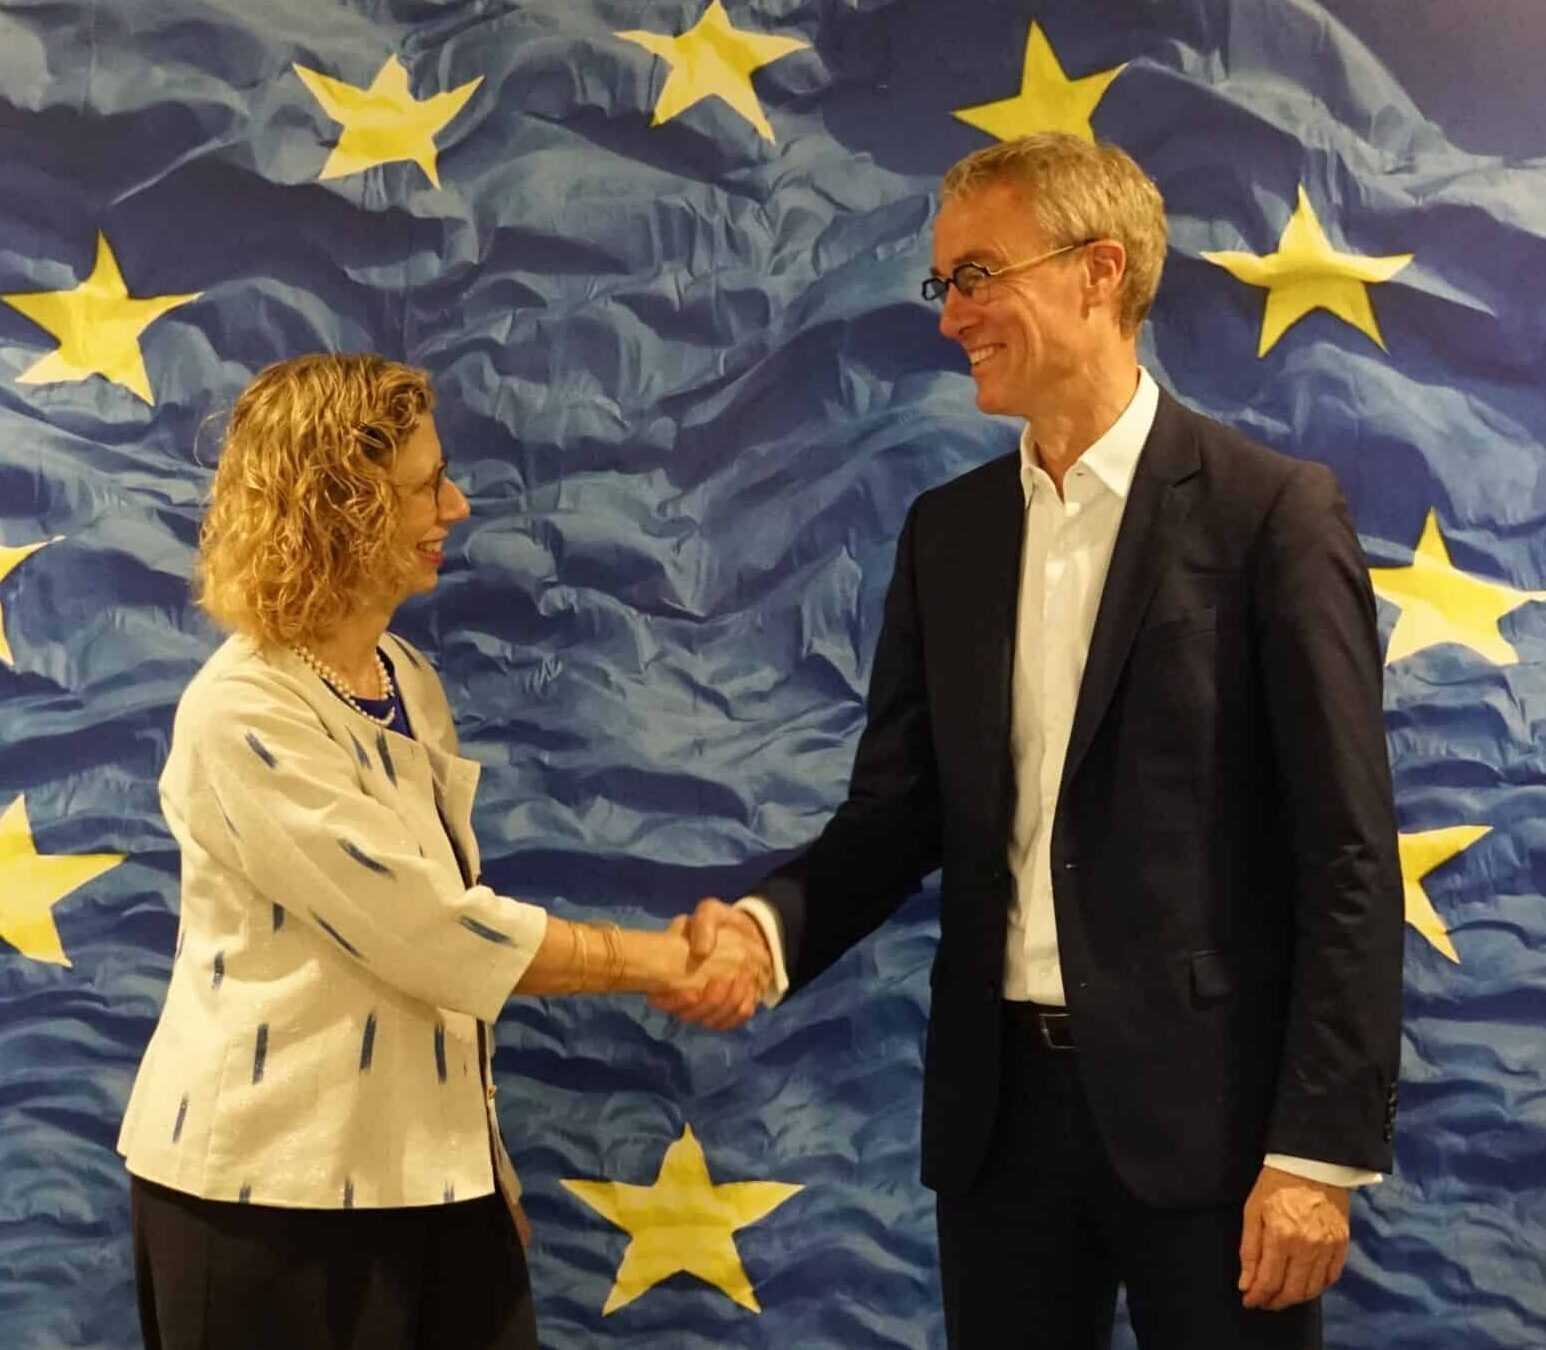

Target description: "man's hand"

left=649, top=897, right=772, bottom=1030
left=1238, top=1165, right=1351, bottom=1310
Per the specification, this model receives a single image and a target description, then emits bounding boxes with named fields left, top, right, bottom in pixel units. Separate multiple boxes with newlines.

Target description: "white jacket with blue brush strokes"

left=119, top=633, right=547, bottom=1211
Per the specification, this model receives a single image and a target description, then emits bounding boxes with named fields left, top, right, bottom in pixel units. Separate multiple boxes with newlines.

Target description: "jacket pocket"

left=1134, top=605, right=1217, bottom=654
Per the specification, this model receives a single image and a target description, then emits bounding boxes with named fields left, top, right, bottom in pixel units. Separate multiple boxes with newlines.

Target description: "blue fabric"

left=1, top=2, right=1544, bottom=1347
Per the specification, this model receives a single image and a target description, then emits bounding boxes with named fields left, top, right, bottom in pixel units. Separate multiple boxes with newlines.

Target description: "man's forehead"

left=932, top=184, right=1042, bottom=265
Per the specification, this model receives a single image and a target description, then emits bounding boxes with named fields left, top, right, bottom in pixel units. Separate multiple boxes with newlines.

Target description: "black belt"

left=1005, top=1000, right=1077, bottom=1051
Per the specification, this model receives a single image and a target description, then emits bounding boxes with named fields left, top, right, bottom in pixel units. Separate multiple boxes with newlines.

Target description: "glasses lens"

left=922, top=277, right=946, bottom=303
left=954, top=263, right=989, bottom=298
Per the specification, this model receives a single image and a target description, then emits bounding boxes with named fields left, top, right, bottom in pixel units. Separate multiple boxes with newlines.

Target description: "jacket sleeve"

left=763, top=500, right=945, bottom=990
left=1254, top=461, right=1404, bottom=1169
left=176, top=672, right=548, bottom=1023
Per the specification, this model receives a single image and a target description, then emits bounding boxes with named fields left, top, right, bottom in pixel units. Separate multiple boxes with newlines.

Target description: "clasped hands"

left=651, top=898, right=772, bottom=1031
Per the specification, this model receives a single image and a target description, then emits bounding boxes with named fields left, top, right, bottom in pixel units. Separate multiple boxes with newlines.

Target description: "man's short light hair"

left=941, top=133, right=1167, bottom=335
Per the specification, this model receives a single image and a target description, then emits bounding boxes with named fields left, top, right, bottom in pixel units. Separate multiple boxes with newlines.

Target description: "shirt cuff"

left=1264, top=1153, right=1383, bottom=1188
left=734, top=896, right=789, bottom=1006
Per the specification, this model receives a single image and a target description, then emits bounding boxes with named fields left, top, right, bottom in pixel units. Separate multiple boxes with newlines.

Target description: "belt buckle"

left=1038, top=1011, right=1075, bottom=1051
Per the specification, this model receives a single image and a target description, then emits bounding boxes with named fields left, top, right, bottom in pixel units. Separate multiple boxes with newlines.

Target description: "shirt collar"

left=1018, top=367, right=1159, bottom=503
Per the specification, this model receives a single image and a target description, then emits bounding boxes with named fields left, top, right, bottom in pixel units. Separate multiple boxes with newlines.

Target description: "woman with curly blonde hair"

left=119, top=353, right=772, bottom=1350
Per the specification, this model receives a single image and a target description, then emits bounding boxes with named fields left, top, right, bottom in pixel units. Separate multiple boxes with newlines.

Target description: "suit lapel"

left=964, top=453, right=1027, bottom=758
left=1060, top=391, right=1201, bottom=787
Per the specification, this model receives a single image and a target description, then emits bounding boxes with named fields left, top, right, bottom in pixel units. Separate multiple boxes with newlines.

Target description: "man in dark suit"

left=658, top=133, right=1403, bottom=1349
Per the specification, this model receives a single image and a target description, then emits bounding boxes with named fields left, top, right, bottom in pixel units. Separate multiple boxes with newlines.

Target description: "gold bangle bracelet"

left=601, top=921, right=625, bottom=991
left=575, top=921, right=591, bottom=993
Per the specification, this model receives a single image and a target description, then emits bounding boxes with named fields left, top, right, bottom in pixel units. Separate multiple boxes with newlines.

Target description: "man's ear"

left=1082, top=239, right=1128, bottom=316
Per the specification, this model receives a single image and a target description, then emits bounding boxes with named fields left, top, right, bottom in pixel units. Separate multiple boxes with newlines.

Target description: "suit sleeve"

left=1254, top=462, right=1403, bottom=1169
left=762, top=500, right=945, bottom=990
left=176, top=673, right=548, bottom=1023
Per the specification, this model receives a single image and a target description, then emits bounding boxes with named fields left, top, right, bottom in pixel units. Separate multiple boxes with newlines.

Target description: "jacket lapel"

left=422, top=745, right=483, bottom=883
left=963, top=453, right=1027, bottom=762
left=1060, top=390, right=1201, bottom=787
left=382, top=636, right=485, bottom=882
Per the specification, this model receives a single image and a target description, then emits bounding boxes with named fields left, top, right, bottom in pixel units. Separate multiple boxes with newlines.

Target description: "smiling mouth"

left=967, top=344, right=1003, bottom=369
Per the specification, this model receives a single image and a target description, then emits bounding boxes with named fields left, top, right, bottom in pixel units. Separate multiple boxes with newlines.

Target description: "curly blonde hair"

left=195, top=353, right=435, bottom=646
left=942, top=133, right=1167, bottom=336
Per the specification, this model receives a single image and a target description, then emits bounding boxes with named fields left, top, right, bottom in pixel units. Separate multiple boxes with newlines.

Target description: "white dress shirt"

left=1004, top=369, right=1157, bottom=1004
left=742, top=368, right=1376, bottom=1186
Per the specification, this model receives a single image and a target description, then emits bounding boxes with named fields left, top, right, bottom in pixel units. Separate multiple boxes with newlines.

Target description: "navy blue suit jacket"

left=761, top=388, right=1403, bottom=1206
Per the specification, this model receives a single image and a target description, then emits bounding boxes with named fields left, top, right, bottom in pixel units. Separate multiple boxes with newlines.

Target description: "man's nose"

left=938, top=285, right=970, bottom=340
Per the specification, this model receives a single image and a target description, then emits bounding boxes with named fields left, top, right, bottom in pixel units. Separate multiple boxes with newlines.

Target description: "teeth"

left=967, top=346, right=999, bottom=367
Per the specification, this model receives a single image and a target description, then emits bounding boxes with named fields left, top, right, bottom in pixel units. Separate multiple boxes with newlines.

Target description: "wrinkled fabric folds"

left=1, top=2, right=1544, bottom=1347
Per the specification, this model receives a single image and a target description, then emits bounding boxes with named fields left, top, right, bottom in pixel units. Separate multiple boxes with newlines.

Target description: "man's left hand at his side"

left=1238, top=1165, right=1351, bottom=1310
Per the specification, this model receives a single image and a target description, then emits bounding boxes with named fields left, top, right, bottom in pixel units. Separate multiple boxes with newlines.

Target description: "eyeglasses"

left=425, top=460, right=448, bottom=500
left=394, top=459, right=449, bottom=500
left=922, top=240, right=1095, bottom=304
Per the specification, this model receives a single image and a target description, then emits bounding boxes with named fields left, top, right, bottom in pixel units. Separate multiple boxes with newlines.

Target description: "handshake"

left=520, top=899, right=776, bottom=1025
left=650, top=898, right=776, bottom=1031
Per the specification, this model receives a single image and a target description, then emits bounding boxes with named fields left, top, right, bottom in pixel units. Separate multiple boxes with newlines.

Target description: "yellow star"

left=293, top=56, right=483, bottom=187
left=562, top=1124, right=802, bottom=1314
left=1203, top=185, right=1413, bottom=357
left=615, top=0, right=810, bottom=143
left=0, top=795, right=126, bottom=967
left=1369, top=510, right=1546, bottom=667
left=0, top=537, right=59, bottom=666
left=1, top=233, right=200, bottom=404
left=1399, top=825, right=1490, bottom=964
left=952, top=22, right=1125, bottom=144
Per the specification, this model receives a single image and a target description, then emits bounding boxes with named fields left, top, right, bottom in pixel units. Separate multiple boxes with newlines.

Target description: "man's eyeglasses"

left=922, top=239, right=1096, bottom=304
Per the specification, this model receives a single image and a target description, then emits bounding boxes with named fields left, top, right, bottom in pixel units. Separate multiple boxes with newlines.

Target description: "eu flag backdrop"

left=2, top=2, right=1545, bottom=1345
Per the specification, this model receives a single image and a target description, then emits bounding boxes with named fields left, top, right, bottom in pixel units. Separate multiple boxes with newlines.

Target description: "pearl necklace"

left=291, top=643, right=396, bottom=726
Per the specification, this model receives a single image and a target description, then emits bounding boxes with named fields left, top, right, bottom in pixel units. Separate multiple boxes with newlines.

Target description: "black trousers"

left=936, top=1003, right=1321, bottom=1350
left=130, top=1177, right=537, bottom=1350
